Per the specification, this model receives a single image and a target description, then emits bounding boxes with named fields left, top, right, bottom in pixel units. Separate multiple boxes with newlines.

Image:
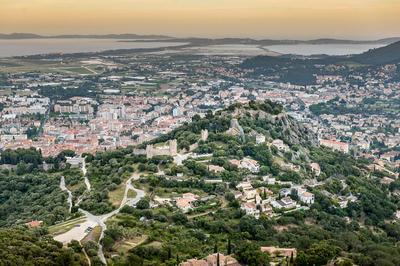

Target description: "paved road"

left=76, top=158, right=91, bottom=205
left=95, top=173, right=145, bottom=264
left=82, top=160, right=91, bottom=191
left=55, top=172, right=145, bottom=265
left=59, top=176, right=73, bottom=213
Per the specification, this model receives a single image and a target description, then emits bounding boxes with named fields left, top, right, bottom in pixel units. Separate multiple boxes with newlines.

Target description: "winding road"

left=55, top=162, right=145, bottom=265
left=76, top=159, right=91, bottom=205
left=59, top=176, right=73, bottom=213
left=82, top=160, right=91, bottom=192
left=91, top=173, right=145, bottom=264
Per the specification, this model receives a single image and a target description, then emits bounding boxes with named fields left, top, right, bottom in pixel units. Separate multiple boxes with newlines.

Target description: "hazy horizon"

left=1, top=32, right=400, bottom=41
left=1, top=0, right=400, bottom=40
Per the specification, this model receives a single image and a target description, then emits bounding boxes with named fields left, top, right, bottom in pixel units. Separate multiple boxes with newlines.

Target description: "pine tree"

left=227, top=239, right=231, bottom=255
left=168, top=247, right=172, bottom=260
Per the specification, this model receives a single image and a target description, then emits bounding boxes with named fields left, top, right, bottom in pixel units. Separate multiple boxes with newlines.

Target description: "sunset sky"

left=1, top=0, right=399, bottom=39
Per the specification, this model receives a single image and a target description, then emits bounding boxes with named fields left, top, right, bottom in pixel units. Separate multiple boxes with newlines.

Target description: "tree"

left=227, top=239, right=232, bottom=255
left=136, top=197, right=150, bottom=209
left=296, top=241, right=340, bottom=266
left=67, top=240, right=82, bottom=253
left=235, top=242, right=270, bottom=266
left=290, top=252, right=294, bottom=265
left=167, top=247, right=172, bottom=260
left=126, top=253, right=144, bottom=266
left=0, top=228, right=87, bottom=265
left=102, top=235, right=115, bottom=251
left=172, top=212, right=188, bottom=225
left=16, top=162, right=28, bottom=175
left=225, top=192, right=235, bottom=202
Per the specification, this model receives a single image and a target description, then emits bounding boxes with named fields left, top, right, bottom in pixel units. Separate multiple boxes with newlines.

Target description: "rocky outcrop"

left=226, top=105, right=318, bottom=147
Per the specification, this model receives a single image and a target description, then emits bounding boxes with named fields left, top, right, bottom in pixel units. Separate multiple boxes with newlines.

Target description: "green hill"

left=351, top=41, right=400, bottom=65
left=1, top=101, right=400, bottom=266
left=105, top=101, right=400, bottom=265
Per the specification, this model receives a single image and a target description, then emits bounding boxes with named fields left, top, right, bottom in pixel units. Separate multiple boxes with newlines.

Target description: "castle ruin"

left=146, top=139, right=178, bottom=158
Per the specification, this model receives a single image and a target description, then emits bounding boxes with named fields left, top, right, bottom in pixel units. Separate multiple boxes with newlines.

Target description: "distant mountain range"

left=243, top=40, right=400, bottom=67
left=240, top=40, right=400, bottom=85
left=0, top=33, right=172, bottom=40
left=0, top=33, right=399, bottom=45
left=155, top=37, right=400, bottom=46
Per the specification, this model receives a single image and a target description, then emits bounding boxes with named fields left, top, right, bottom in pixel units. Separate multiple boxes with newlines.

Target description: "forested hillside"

left=1, top=100, right=400, bottom=265
left=104, top=101, right=400, bottom=265
left=0, top=227, right=88, bottom=265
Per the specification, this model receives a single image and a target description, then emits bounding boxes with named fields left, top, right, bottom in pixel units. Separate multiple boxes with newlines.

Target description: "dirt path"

left=95, top=173, right=145, bottom=264
left=59, top=176, right=73, bottom=213
left=56, top=163, right=145, bottom=265
left=76, top=158, right=91, bottom=205
left=82, top=247, right=92, bottom=266
left=82, top=159, right=91, bottom=191
left=57, top=172, right=145, bottom=265
left=82, top=66, right=98, bottom=74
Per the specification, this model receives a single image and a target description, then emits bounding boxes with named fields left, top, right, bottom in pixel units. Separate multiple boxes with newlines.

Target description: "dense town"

left=1, top=48, right=400, bottom=265
left=1, top=53, right=399, bottom=173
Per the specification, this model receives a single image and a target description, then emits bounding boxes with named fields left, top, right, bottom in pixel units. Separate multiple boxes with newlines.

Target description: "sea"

left=264, top=43, right=386, bottom=56
left=0, top=39, right=388, bottom=57
left=0, top=38, right=186, bottom=57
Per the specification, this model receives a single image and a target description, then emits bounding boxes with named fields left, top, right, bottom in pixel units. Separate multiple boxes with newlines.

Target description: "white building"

left=240, top=157, right=260, bottom=173
left=271, top=197, right=297, bottom=209
left=299, top=191, right=315, bottom=205
left=241, top=202, right=260, bottom=218
left=66, top=156, right=85, bottom=168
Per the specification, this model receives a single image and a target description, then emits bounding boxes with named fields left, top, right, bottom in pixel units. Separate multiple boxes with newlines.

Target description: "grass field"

left=108, top=177, right=133, bottom=207
left=108, top=185, right=126, bottom=207
left=0, top=58, right=101, bottom=75
left=58, top=67, right=93, bottom=75
left=81, top=226, right=102, bottom=244
left=48, top=216, right=86, bottom=236
left=113, top=235, right=148, bottom=254
left=127, top=189, right=137, bottom=198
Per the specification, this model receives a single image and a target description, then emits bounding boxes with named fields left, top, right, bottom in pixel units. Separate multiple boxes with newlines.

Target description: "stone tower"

left=169, top=139, right=178, bottom=156
left=201, top=129, right=209, bottom=141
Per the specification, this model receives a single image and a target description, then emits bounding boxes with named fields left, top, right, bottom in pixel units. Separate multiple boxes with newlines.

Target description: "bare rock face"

left=229, top=105, right=318, bottom=147
left=276, top=113, right=319, bottom=146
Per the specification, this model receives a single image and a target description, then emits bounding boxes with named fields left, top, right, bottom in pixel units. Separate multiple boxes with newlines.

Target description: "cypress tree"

left=227, top=239, right=231, bottom=255
left=168, top=247, right=172, bottom=260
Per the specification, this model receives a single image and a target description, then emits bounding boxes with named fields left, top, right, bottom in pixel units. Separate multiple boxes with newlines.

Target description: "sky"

left=0, top=0, right=400, bottom=39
